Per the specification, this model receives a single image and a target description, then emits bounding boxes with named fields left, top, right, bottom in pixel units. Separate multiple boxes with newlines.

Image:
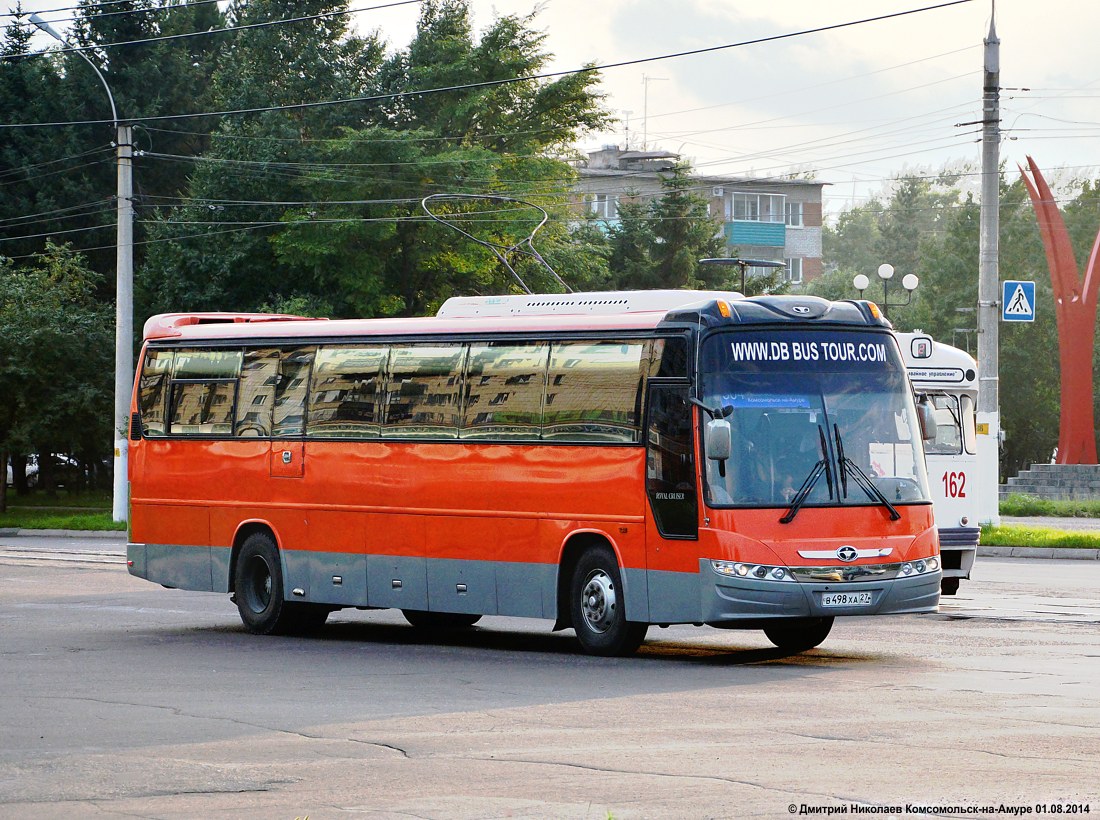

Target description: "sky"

left=6, top=0, right=1099, bottom=218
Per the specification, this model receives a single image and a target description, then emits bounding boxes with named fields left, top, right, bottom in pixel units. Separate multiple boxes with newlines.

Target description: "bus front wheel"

left=234, top=532, right=326, bottom=635
left=763, top=616, right=833, bottom=652
left=570, top=546, right=648, bottom=657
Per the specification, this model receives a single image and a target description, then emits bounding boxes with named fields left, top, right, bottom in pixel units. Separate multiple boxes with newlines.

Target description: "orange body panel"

left=131, top=438, right=648, bottom=566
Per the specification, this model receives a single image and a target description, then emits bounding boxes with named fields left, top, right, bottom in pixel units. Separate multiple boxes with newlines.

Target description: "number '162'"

left=941, top=471, right=966, bottom=498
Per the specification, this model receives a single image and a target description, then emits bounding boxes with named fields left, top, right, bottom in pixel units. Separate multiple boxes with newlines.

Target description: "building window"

left=732, top=193, right=785, bottom=223
left=589, top=193, right=618, bottom=220
left=784, top=257, right=803, bottom=284
left=785, top=202, right=803, bottom=227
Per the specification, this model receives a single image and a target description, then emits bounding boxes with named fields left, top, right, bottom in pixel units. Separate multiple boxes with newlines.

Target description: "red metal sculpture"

left=1019, top=156, right=1100, bottom=464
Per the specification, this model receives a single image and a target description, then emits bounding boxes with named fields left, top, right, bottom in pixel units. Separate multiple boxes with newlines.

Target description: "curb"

left=978, top=545, right=1100, bottom=560
left=0, top=528, right=126, bottom=539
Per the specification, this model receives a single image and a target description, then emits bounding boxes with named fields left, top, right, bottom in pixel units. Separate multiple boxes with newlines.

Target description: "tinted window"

left=168, top=350, right=242, bottom=436
left=235, top=348, right=279, bottom=437
left=309, top=346, right=388, bottom=438
left=384, top=345, right=465, bottom=439
left=463, top=343, right=548, bottom=440
left=647, top=385, right=698, bottom=537
left=138, top=349, right=173, bottom=436
left=273, top=348, right=314, bottom=437
left=543, top=341, right=649, bottom=443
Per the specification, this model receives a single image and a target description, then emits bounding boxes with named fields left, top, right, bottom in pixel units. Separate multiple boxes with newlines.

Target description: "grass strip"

left=999, top=493, right=1100, bottom=518
left=0, top=509, right=124, bottom=532
left=981, top=524, right=1100, bottom=549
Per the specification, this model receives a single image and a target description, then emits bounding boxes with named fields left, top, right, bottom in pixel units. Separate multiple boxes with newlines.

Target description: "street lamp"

left=698, top=257, right=787, bottom=295
left=30, top=14, right=133, bottom=523
left=852, top=263, right=918, bottom=319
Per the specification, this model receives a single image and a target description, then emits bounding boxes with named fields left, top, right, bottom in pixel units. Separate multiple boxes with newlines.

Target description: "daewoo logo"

left=791, top=305, right=812, bottom=315
left=836, top=545, right=858, bottom=562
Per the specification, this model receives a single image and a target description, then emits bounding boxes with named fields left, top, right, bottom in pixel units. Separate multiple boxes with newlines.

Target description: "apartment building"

left=572, top=147, right=825, bottom=286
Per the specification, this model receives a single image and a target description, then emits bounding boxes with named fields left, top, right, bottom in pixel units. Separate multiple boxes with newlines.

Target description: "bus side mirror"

left=706, top=418, right=732, bottom=463
left=917, top=397, right=937, bottom=442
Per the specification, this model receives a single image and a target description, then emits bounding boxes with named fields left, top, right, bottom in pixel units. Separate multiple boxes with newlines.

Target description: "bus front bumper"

left=700, top=559, right=941, bottom=624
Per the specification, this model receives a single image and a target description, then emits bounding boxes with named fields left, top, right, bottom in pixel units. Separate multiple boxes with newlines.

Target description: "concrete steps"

left=1000, top=463, right=1100, bottom=500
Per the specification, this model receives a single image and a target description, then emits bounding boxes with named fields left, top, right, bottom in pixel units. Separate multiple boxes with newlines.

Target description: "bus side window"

left=168, top=349, right=242, bottom=436
left=273, top=348, right=315, bottom=438
left=308, top=346, right=388, bottom=439
left=235, top=348, right=280, bottom=437
left=138, top=349, right=173, bottom=436
left=383, top=344, right=465, bottom=439
left=544, top=340, right=649, bottom=443
left=462, top=343, right=548, bottom=440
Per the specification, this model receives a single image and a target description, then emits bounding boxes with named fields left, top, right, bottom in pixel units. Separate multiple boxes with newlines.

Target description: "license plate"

left=822, top=591, right=872, bottom=607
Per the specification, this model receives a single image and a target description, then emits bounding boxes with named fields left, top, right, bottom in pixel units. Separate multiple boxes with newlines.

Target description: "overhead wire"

left=1, top=0, right=977, bottom=129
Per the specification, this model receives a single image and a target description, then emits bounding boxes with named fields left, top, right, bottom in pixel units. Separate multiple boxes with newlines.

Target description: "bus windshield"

left=700, top=329, right=931, bottom=510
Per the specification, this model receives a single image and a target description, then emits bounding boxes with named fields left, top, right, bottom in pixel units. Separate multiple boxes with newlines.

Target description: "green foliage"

left=822, top=166, right=1100, bottom=478
left=0, top=242, right=113, bottom=467
left=1000, top=494, right=1100, bottom=518
left=605, top=165, right=733, bottom=291
left=980, top=525, right=1100, bottom=549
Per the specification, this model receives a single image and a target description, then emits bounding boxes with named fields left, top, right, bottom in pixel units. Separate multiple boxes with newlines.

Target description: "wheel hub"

left=581, top=570, right=617, bottom=633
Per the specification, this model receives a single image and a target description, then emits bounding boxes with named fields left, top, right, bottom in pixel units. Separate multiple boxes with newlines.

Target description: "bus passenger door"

left=645, top=383, right=701, bottom=623
left=269, top=349, right=313, bottom=479
left=645, top=384, right=699, bottom=541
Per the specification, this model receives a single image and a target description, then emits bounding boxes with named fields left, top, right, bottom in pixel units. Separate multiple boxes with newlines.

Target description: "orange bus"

left=127, top=290, right=941, bottom=656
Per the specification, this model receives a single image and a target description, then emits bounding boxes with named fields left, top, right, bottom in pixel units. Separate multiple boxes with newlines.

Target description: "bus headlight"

left=711, top=561, right=794, bottom=582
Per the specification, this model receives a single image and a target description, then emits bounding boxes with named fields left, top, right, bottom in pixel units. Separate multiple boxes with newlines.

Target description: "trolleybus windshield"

left=700, top=329, right=931, bottom=510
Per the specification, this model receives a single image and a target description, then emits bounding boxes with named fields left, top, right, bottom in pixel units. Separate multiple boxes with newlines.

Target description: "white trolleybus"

left=898, top=332, right=979, bottom=595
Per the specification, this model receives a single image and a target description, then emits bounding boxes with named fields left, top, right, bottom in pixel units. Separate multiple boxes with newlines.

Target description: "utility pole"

left=975, top=6, right=1001, bottom=525
left=31, top=14, right=133, bottom=523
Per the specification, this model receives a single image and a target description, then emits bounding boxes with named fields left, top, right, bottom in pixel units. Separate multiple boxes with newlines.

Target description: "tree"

left=0, top=243, right=113, bottom=509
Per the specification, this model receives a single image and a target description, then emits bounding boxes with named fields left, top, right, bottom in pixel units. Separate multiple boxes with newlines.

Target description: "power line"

left=5, top=0, right=422, bottom=58
left=1, top=0, right=976, bottom=129
left=1, top=0, right=222, bottom=24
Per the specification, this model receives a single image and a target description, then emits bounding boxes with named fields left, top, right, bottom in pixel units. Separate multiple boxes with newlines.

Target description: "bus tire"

left=570, top=546, right=648, bottom=657
left=234, top=532, right=300, bottom=635
left=940, top=577, right=960, bottom=595
left=763, top=616, right=833, bottom=652
left=402, top=610, right=482, bottom=630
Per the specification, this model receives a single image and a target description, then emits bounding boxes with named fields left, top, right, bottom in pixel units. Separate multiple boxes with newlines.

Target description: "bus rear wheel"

left=402, top=610, right=482, bottom=630
left=234, top=532, right=326, bottom=635
left=940, top=577, right=960, bottom=595
left=763, top=616, right=833, bottom=651
left=570, top=546, right=648, bottom=657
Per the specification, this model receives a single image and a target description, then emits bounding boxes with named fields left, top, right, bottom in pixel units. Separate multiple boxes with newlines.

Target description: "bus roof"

left=142, top=308, right=675, bottom=342
left=143, top=292, right=885, bottom=342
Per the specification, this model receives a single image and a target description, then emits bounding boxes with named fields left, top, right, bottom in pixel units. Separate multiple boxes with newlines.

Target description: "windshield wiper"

left=779, top=425, right=834, bottom=524
left=833, top=424, right=902, bottom=521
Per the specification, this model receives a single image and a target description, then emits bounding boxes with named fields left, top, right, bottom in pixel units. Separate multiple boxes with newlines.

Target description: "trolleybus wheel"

left=763, top=616, right=833, bottom=652
left=402, top=610, right=482, bottom=630
left=570, top=546, right=648, bottom=657
left=940, top=577, right=960, bottom=595
left=234, top=532, right=319, bottom=635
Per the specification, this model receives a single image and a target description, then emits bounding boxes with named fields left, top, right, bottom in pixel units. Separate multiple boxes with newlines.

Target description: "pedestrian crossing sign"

left=1002, top=280, right=1036, bottom=322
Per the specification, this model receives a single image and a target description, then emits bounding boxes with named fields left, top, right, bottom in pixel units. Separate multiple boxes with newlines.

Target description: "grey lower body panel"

left=128, top=544, right=939, bottom=625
